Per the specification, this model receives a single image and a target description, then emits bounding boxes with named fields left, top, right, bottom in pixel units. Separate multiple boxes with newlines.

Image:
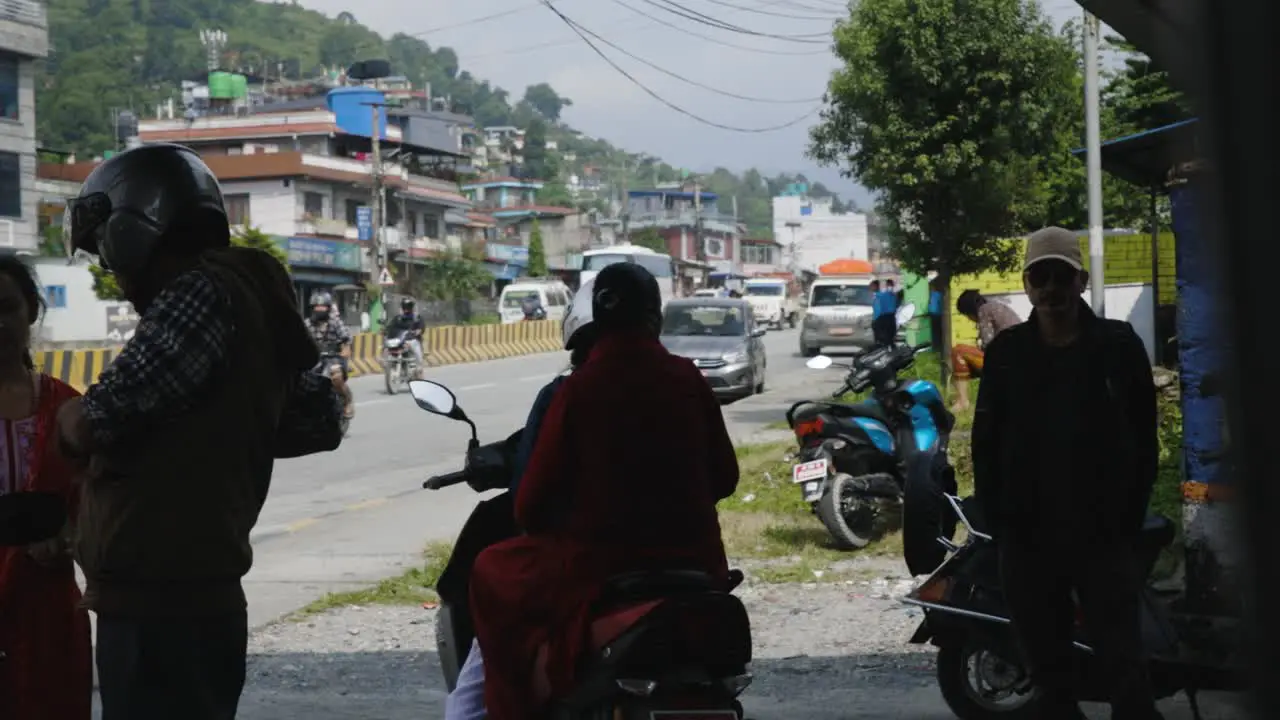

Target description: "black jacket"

left=971, top=301, right=1157, bottom=541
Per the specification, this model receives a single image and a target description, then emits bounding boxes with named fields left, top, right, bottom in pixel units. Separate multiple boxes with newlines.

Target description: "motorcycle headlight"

left=723, top=349, right=749, bottom=364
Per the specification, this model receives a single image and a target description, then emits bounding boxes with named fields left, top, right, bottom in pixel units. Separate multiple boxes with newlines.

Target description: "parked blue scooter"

left=786, top=303, right=959, bottom=572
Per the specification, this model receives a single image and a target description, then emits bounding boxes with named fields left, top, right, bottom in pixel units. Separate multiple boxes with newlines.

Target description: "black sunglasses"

left=1025, top=261, right=1079, bottom=289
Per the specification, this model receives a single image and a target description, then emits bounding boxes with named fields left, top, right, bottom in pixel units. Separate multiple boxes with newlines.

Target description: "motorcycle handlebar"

left=423, top=469, right=470, bottom=490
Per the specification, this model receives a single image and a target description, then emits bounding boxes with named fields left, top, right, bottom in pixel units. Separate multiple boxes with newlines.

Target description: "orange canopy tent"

left=818, top=258, right=874, bottom=275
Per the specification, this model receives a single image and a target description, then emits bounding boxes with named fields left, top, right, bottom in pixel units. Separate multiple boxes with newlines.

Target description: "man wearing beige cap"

left=972, top=226, right=1161, bottom=719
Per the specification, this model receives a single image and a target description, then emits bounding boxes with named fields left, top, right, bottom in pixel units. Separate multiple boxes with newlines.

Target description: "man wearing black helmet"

left=52, top=144, right=345, bottom=720
left=383, top=297, right=426, bottom=380
left=304, top=290, right=355, bottom=415
left=468, top=262, right=740, bottom=720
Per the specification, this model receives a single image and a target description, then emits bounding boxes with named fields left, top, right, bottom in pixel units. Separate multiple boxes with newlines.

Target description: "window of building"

left=406, top=213, right=417, bottom=236
left=742, top=245, right=774, bottom=265
left=0, top=55, right=17, bottom=121
left=303, top=191, right=324, bottom=218
left=0, top=151, right=20, bottom=218
left=44, top=285, right=67, bottom=309
left=422, top=213, right=440, bottom=238
left=345, top=199, right=362, bottom=226
left=225, top=194, right=250, bottom=226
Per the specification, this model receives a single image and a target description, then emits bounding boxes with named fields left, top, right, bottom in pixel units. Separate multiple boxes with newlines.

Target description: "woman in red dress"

left=0, top=255, right=93, bottom=719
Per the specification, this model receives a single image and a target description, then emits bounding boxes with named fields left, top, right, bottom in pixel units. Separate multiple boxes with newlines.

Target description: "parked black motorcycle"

left=408, top=379, right=755, bottom=719
left=901, top=493, right=1244, bottom=720
left=785, top=304, right=958, bottom=570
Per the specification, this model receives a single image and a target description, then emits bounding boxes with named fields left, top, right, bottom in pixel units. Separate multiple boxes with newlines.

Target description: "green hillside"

left=37, top=0, right=851, bottom=237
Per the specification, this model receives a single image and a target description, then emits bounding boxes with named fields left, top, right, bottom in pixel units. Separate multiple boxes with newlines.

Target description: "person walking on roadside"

left=950, top=288, right=1021, bottom=412
left=927, top=277, right=945, bottom=352
left=871, top=278, right=899, bottom=347
left=55, top=144, right=346, bottom=720
left=971, top=226, right=1162, bottom=720
left=467, top=263, right=739, bottom=720
left=0, top=255, right=92, bottom=720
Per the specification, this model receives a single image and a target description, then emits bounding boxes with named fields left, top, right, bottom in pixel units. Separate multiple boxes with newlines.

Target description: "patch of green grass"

left=294, top=541, right=454, bottom=617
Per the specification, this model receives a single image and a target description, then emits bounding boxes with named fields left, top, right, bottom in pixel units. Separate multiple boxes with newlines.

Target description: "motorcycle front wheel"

left=385, top=363, right=401, bottom=395
left=937, top=642, right=1043, bottom=720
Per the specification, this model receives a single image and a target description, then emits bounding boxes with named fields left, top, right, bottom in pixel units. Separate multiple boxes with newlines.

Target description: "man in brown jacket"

left=56, top=144, right=344, bottom=720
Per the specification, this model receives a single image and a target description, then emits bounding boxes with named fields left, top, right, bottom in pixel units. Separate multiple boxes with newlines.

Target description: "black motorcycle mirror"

left=408, top=380, right=477, bottom=440
left=0, top=491, right=67, bottom=546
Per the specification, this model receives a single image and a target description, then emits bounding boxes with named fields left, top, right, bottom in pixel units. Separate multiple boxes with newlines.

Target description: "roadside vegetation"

left=293, top=541, right=453, bottom=617
left=291, top=364, right=1185, bottom=613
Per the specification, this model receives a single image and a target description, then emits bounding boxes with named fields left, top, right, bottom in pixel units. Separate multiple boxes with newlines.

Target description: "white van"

left=498, top=279, right=574, bottom=324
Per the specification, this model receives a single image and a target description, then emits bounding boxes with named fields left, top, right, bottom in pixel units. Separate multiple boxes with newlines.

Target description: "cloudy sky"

left=300, top=0, right=1090, bottom=209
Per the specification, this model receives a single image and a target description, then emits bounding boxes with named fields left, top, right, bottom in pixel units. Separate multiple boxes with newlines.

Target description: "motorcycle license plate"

left=793, top=458, right=828, bottom=483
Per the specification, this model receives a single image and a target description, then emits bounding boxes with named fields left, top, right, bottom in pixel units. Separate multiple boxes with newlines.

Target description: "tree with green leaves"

left=631, top=227, right=667, bottom=254
left=810, top=0, right=1079, bottom=327
left=527, top=220, right=548, bottom=277
left=522, top=118, right=558, bottom=182
left=537, top=181, right=576, bottom=209
left=415, top=252, right=491, bottom=301
left=523, top=83, right=572, bottom=122
left=89, top=225, right=290, bottom=300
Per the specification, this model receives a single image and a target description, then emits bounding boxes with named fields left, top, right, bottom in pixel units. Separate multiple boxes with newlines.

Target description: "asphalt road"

left=244, top=327, right=833, bottom=627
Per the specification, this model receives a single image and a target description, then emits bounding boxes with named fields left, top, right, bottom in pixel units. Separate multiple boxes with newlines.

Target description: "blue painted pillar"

left=1172, top=178, right=1234, bottom=616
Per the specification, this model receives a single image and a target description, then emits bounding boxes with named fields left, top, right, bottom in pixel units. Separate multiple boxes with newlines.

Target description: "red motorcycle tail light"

left=794, top=417, right=824, bottom=439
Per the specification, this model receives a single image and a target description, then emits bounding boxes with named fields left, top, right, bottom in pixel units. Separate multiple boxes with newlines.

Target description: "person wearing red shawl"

left=0, top=254, right=92, bottom=720
left=469, top=263, right=741, bottom=719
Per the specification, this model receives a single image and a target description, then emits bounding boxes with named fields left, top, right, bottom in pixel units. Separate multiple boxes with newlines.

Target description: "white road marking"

left=458, top=382, right=497, bottom=391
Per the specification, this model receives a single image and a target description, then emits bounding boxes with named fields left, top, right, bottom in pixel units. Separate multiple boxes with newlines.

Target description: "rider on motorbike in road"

left=383, top=297, right=426, bottom=380
left=466, top=263, right=740, bottom=720
left=304, top=291, right=354, bottom=418
left=443, top=279, right=601, bottom=720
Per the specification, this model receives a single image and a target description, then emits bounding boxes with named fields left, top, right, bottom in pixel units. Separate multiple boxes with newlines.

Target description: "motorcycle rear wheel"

left=937, top=642, right=1044, bottom=720
left=816, top=473, right=877, bottom=549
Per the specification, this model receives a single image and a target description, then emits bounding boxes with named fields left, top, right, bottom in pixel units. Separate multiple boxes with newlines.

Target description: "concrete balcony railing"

left=628, top=209, right=741, bottom=230
left=0, top=0, right=49, bottom=58
left=296, top=216, right=355, bottom=239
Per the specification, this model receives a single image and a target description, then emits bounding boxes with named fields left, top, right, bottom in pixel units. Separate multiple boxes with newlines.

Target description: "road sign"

left=356, top=206, right=373, bottom=242
left=378, top=268, right=394, bottom=286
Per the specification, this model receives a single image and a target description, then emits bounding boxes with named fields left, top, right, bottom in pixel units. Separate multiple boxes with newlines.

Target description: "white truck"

left=798, top=272, right=877, bottom=357
left=743, top=277, right=801, bottom=330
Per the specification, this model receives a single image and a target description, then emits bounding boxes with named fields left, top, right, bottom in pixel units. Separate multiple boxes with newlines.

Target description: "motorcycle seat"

left=531, top=599, right=665, bottom=703
left=826, top=402, right=892, bottom=426
left=599, top=570, right=721, bottom=602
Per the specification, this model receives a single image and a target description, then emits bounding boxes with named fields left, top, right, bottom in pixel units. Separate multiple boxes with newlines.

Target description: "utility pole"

left=367, top=101, right=390, bottom=327
left=693, top=176, right=706, bottom=262
left=620, top=158, right=630, bottom=244
left=1083, top=10, right=1105, bottom=317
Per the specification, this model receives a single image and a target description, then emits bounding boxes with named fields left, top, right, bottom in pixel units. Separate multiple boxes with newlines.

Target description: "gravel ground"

left=238, top=555, right=1245, bottom=720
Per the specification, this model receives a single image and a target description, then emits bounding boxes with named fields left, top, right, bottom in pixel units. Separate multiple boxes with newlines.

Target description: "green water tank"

left=208, top=71, right=235, bottom=99
left=231, top=73, right=248, bottom=98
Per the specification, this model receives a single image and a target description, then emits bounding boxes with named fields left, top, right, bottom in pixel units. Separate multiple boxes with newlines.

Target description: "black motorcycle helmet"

left=592, top=263, right=662, bottom=334
left=64, top=144, right=229, bottom=280
left=310, top=290, right=334, bottom=321
left=400, top=297, right=415, bottom=314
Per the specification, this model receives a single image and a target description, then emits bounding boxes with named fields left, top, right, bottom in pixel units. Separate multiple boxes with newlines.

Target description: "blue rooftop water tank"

left=326, top=87, right=388, bottom=139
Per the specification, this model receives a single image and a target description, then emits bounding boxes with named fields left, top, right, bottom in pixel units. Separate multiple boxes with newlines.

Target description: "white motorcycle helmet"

left=562, top=278, right=596, bottom=350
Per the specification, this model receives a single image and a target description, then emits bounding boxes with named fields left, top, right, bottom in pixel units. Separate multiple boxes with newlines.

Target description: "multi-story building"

left=625, top=184, right=743, bottom=275
left=739, top=237, right=784, bottom=276
left=40, top=86, right=475, bottom=316
left=0, top=0, right=48, bottom=253
left=461, top=176, right=587, bottom=279
left=772, top=188, right=869, bottom=274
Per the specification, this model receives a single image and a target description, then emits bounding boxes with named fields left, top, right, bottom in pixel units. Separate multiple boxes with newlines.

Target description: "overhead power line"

left=694, top=0, right=844, bottom=21
left=540, top=0, right=820, bottom=132
left=636, top=0, right=832, bottom=43
left=560, top=12, right=823, bottom=103
left=608, top=0, right=834, bottom=55
left=402, top=3, right=543, bottom=39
